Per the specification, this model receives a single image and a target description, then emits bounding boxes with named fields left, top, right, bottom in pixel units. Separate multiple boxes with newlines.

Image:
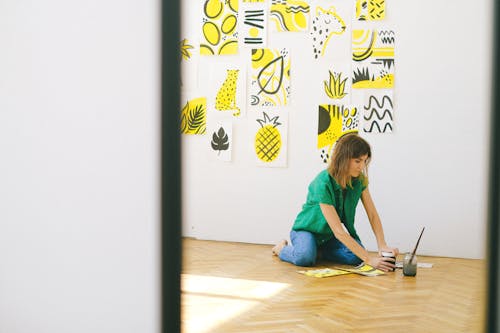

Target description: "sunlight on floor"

left=181, top=274, right=290, bottom=333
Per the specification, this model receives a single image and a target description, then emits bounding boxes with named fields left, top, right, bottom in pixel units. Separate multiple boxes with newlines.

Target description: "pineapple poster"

left=310, top=1, right=351, bottom=61
left=208, top=120, right=233, bottom=161
left=352, top=29, right=395, bottom=89
left=250, top=48, right=291, bottom=107
left=317, top=104, right=359, bottom=163
left=251, top=111, right=288, bottom=167
left=203, top=62, right=246, bottom=117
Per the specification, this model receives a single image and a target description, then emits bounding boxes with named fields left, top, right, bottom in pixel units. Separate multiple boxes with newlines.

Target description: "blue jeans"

left=279, top=230, right=363, bottom=267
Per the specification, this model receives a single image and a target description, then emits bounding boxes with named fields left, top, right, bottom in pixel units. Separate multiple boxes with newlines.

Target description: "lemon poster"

left=352, top=29, right=395, bottom=89
left=251, top=111, right=288, bottom=167
left=201, top=0, right=239, bottom=56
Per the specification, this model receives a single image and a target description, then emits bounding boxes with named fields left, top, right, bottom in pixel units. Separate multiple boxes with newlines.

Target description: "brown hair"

left=327, top=133, right=371, bottom=188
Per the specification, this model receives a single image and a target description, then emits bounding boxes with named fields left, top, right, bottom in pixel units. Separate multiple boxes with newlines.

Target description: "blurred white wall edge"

left=0, top=0, right=161, bottom=332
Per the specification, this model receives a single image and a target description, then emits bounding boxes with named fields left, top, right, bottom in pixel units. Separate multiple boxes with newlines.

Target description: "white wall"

left=0, top=1, right=160, bottom=332
left=182, top=0, right=492, bottom=259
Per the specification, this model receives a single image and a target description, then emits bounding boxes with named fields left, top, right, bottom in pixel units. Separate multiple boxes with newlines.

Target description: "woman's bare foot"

left=272, top=239, right=288, bottom=256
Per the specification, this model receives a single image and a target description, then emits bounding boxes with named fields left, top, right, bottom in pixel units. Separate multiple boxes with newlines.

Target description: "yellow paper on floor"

left=297, top=268, right=352, bottom=278
left=334, top=263, right=385, bottom=276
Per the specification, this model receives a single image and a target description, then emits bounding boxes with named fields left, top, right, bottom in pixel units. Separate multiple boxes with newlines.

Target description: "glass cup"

left=403, top=252, right=417, bottom=276
left=381, top=251, right=396, bottom=271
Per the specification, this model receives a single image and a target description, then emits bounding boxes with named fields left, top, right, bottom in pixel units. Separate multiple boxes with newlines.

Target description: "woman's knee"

left=293, top=251, right=316, bottom=267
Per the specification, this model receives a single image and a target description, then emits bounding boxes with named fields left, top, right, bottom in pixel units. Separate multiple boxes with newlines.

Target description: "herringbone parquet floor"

left=181, top=238, right=485, bottom=333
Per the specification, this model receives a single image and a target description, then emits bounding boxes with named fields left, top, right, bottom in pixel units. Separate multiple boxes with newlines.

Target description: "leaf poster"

left=240, top=2, right=268, bottom=48
left=201, top=0, right=239, bottom=56
left=204, top=63, right=246, bottom=117
left=180, top=92, right=207, bottom=135
left=270, top=0, right=310, bottom=32
left=355, top=0, right=386, bottom=21
left=317, top=104, right=359, bottom=163
left=251, top=111, right=288, bottom=167
left=209, top=120, right=233, bottom=161
left=352, top=29, right=395, bottom=89
left=310, top=1, right=351, bottom=60
left=250, top=48, right=291, bottom=107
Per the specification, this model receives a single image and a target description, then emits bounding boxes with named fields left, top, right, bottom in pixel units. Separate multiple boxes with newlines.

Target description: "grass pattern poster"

left=352, top=29, right=395, bottom=89
left=320, top=63, right=351, bottom=104
left=250, top=48, right=291, bottom=107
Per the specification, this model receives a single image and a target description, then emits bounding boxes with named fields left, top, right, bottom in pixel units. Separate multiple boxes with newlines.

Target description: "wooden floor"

left=181, top=238, right=486, bottom=333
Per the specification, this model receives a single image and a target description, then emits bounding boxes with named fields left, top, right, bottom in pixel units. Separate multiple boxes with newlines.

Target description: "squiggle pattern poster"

left=352, top=29, right=395, bottom=89
left=201, top=0, right=239, bottom=56
left=250, top=48, right=291, bottom=107
left=362, top=91, right=393, bottom=133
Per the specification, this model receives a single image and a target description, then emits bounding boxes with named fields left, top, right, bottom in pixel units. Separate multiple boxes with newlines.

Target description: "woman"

left=272, top=134, right=398, bottom=272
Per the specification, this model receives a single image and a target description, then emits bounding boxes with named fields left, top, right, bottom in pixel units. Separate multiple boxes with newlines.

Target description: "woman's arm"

left=361, top=188, right=399, bottom=255
left=320, top=203, right=395, bottom=271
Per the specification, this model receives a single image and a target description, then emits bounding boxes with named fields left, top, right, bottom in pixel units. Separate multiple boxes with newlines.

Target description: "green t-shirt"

left=292, top=170, right=367, bottom=245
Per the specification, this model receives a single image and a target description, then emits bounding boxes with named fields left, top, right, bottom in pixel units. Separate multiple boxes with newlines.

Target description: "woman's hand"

left=366, top=255, right=396, bottom=272
left=378, top=246, right=399, bottom=256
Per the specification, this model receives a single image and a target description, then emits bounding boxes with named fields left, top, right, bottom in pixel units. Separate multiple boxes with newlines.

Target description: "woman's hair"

left=327, top=133, right=371, bottom=188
